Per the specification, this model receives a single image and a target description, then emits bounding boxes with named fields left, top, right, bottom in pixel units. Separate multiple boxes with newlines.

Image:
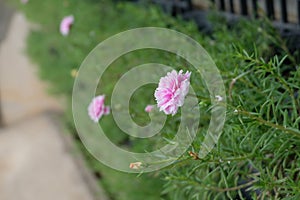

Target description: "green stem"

left=237, top=109, right=300, bottom=138
left=169, top=176, right=258, bottom=192
left=270, top=70, right=300, bottom=117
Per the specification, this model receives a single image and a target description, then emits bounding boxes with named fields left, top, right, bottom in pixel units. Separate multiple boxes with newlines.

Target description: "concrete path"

left=0, top=5, right=108, bottom=200
left=0, top=13, right=62, bottom=125
left=0, top=114, right=96, bottom=200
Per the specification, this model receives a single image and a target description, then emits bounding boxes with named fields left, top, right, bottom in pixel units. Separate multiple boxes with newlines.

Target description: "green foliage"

left=161, top=17, right=300, bottom=200
left=14, top=0, right=300, bottom=199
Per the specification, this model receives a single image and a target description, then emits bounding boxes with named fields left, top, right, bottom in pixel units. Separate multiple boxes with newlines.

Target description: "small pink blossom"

left=60, top=15, right=74, bottom=36
left=88, top=95, right=110, bottom=122
left=154, top=70, right=191, bottom=115
left=21, top=0, right=28, bottom=4
left=103, top=106, right=110, bottom=115
left=145, top=105, right=154, bottom=113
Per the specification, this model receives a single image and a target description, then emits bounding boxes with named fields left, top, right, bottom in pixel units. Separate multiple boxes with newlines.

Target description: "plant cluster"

left=16, top=0, right=299, bottom=199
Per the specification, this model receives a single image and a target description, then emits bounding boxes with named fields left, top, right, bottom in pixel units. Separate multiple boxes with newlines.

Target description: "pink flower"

left=21, top=0, right=28, bottom=4
left=145, top=105, right=154, bottom=113
left=60, top=15, right=74, bottom=36
left=88, top=95, right=110, bottom=122
left=154, top=70, right=191, bottom=115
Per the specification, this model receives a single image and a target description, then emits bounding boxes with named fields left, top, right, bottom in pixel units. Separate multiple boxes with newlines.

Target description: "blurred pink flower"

left=103, top=106, right=110, bottom=115
left=60, top=15, right=74, bottom=36
left=145, top=105, right=154, bottom=113
left=21, top=0, right=28, bottom=4
left=88, top=95, right=110, bottom=122
left=154, top=70, right=191, bottom=115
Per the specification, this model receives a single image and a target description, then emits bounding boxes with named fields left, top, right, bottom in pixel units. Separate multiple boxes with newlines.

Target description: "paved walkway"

left=0, top=5, right=107, bottom=200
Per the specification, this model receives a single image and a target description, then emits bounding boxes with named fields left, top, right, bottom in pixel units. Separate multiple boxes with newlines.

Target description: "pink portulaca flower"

left=145, top=105, right=154, bottom=113
left=60, top=15, right=74, bottom=36
left=88, top=95, right=110, bottom=122
left=154, top=70, right=191, bottom=115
